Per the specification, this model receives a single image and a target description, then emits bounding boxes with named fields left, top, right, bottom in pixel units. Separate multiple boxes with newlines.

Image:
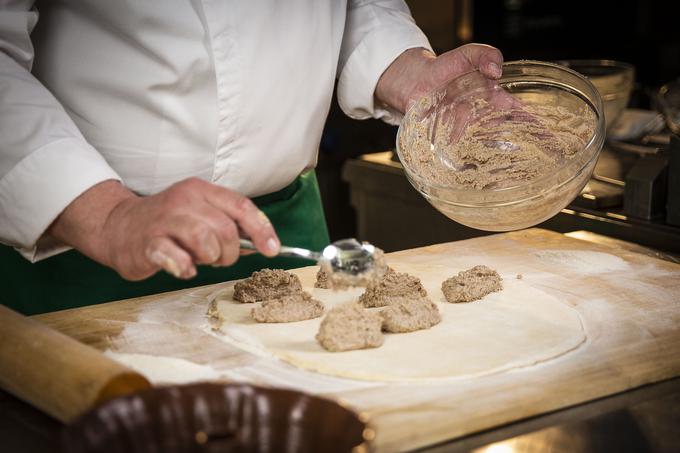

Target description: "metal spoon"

left=239, top=238, right=377, bottom=277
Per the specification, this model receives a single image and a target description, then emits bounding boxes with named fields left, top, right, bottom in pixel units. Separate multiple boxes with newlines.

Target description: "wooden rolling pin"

left=0, top=305, right=151, bottom=422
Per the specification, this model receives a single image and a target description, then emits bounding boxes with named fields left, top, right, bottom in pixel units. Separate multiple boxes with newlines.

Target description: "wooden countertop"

left=26, top=228, right=680, bottom=452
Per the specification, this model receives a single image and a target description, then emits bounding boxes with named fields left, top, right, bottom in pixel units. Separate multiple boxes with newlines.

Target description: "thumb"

left=459, top=43, right=504, bottom=79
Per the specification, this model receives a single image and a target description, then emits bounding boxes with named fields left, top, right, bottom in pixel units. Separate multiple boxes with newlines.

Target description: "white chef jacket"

left=0, top=0, right=431, bottom=261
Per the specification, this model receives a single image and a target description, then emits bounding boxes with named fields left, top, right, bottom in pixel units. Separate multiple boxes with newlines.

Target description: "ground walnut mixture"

left=316, top=303, right=383, bottom=352
left=233, top=268, right=302, bottom=303
left=251, top=292, right=324, bottom=323
left=380, top=296, right=441, bottom=333
left=359, top=268, right=428, bottom=308
left=314, top=267, right=332, bottom=289
left=442, top=265, right=503, bottom=303
left=399, top=100, right=596, bottom=190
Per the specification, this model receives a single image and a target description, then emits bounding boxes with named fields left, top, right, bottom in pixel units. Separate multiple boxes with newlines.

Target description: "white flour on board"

left=105, top=347, right=378, bottom=393
left=109, top=293, right=381, bottom=394
left=533, top=250, right=629, bottom=274
left=104, top=350, right=223, bottom=384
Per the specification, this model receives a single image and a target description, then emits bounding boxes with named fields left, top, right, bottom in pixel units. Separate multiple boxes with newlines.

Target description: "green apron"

left=0, top=172, right=329, bottom=315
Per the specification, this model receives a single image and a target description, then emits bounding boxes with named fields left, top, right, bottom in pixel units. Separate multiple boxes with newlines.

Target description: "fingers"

left=164, top=215, right=233, bottom=265
left=204, top=186, right=280, bottom=258
left=147, top=209, right=242, bottom=277
left=146, top=236, right=196, bottom=279
left=459, top=43, right=504, bottom=79
left=122, top=178, right=283, bottom=283
left=192, top=207, right=242, bottom=266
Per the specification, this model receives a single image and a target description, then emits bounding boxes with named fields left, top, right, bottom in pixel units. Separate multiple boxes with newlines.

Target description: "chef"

left=0, top=1, right=503, bottom=314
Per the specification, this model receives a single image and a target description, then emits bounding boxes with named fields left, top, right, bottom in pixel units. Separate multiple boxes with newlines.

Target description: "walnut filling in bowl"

left=396, top=60, right=605, bottom=231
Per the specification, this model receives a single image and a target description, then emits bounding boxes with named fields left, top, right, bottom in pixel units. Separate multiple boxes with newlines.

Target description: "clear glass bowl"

left=396, top=60, right=605, bottom=232
left=555, top=60, right=634, bottom=131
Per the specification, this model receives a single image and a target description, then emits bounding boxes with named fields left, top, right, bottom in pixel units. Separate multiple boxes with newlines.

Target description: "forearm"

left=0, top=49, right=123, bottom=257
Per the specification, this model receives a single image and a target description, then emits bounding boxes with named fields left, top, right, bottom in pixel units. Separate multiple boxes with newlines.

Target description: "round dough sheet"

left=210, top=265, right=586, bottom=382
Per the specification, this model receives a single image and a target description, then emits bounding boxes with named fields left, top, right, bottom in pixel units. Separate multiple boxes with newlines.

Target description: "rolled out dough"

left=209, top=265, right=586, bottom=382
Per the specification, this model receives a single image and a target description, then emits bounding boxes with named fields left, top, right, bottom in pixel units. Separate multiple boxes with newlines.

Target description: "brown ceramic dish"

left=62, top=383, right=371, bottom=453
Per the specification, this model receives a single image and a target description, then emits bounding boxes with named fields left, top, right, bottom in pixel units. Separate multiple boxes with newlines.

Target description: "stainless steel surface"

left=239, top=238, right=321, bottom=260
left=607, top=139, right=662, bottom=155
left=239, top=238, right=376, bottom=277
left=624, top=154, right=669, bottom=220
left=419, top=378, right=680, bottom=453
left=320, top=238, right=377, bottom=277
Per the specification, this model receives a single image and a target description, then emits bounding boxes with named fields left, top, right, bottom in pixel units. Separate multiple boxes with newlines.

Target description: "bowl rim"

left=396, top=59, right=605, bottom=198
left=553, top=59, right=636, bottom=73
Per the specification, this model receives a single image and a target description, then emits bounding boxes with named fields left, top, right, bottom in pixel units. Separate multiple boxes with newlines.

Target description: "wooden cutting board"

left=35, top=229, right=680, bottom=452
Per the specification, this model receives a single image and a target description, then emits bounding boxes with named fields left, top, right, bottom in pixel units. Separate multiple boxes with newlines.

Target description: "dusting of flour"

left=533, top=250, right=629, bottom=274
left=104, top=351, right=223, bottom=385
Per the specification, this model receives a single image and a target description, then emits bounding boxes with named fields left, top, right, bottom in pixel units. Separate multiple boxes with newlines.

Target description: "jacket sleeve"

left=337, top=0, right=433, bottom=125
left=0, top=0, right=122, bottom=261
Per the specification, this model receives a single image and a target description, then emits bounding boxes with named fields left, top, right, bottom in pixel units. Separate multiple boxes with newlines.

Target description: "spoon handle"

left=239, top=239, right=321, bottom=261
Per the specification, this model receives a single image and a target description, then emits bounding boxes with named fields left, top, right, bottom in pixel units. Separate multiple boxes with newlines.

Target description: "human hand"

left=49, top=178, right=280, bottom=280
left=379, top=44, right=550, bottom=152
left=375, top=44, right=504, bottom=114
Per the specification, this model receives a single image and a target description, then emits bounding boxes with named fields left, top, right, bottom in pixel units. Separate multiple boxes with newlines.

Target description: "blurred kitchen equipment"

left=624, top=155, right=669, bottom=220
left=0, top=305, right=151, bottom=423
left=607, top=108, right=665, bottom=141
left=397, top=60, right=605, bottom=231
left=658, top=78, right=680, bottom=134
left=62, top=383, right=370, bottom=453
left=573, top=179, right=624, bottom=210
left=556, top=60, right=635, bottom=131
left=667, top=134, right=680, bottom=226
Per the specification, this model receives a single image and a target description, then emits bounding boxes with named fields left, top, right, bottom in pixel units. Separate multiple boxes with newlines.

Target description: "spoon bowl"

left=321, top=239, right=377, bottom=276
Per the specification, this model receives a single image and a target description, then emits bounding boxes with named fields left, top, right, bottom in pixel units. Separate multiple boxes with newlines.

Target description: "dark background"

left=317, top=0, right=680, bottom=241
left=472, top=0, right=679, bottom=87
